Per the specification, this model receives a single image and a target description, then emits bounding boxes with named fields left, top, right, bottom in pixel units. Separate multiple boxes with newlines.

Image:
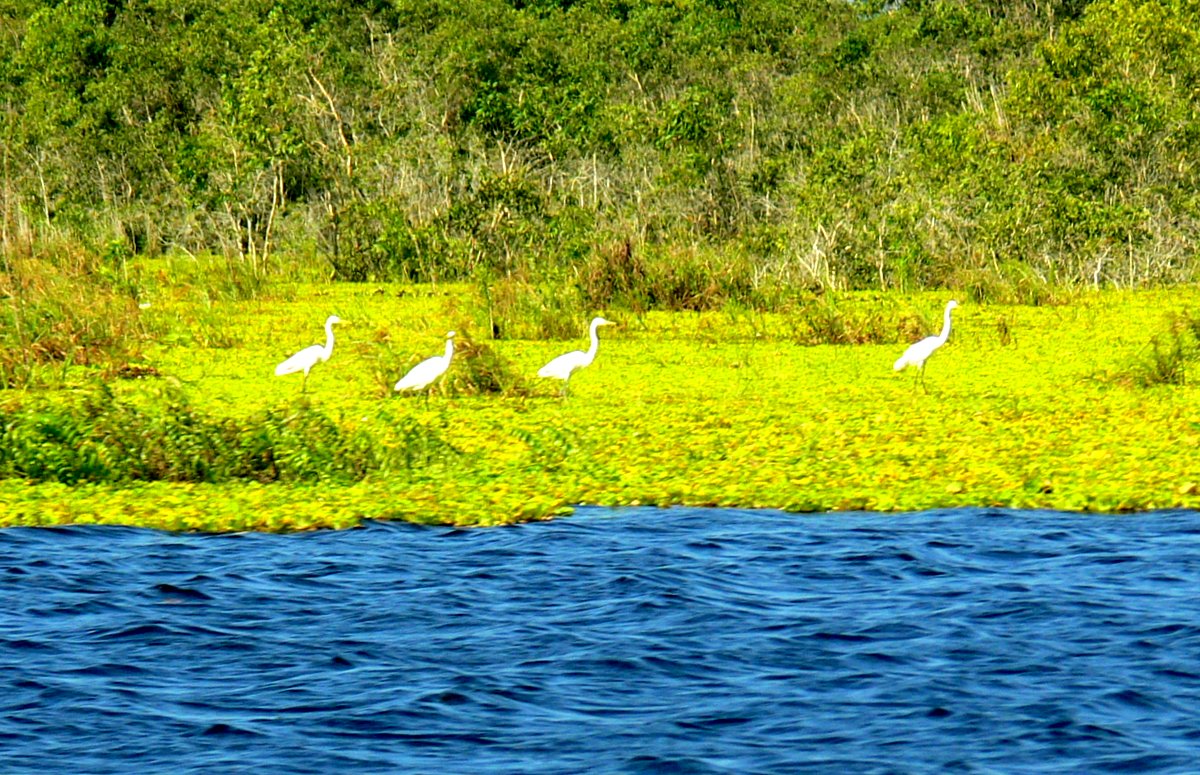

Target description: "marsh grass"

left=954, top=265, right=1076, bottom=307
left=1127, top=311, right=1200, bottom=387
left=451, top=330, right=532, bottom=396
left=995, top=315, right=1015, bottom=347
left=0, top=254, right=151, bottom=388
left=578, top=241, right=766, bottom=313
left=365, top=329, right=415, bottom=398
left=474, top=274, right=583, bottom=341
left=1137, top=336, right=1190, bottom=386
left=127, top=253, right=300, bottom=303
left=785, top=294, right=930, bottom=345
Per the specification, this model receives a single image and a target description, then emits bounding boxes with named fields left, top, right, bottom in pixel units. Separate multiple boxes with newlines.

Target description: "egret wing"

left=275, top=344, right=321, bottom=375
left=395, top=356, right=442, bottom=391
left=538, top=350, right=585, bottom=380
left=894, top=336, right=936, bottom=371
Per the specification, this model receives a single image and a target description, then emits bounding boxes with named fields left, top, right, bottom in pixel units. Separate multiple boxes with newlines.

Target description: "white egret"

left=537, top=316, right=615, bottom=397
left=274, top=315, right=342, bottom=392
left=395, top=331, right=456, bottom=400
left=894, top=300, right=959, bottom=390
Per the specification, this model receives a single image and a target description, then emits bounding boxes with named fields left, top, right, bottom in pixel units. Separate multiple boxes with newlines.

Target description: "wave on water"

left=2, top=507, right=1199, bottom=773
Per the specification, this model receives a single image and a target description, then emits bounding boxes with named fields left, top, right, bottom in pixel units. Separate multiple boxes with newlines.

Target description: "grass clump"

left=0, top=255, right=151, bottom=388
left=1136, top=335, right=1191, bottom=387
left=1126, top=311, right=1200, bottom=388
left=578, top=241, right=766, bottom=313
left=451, top=330, right=531, bottom=397
left=475, top=274, right=585, bottom=341
left=784, top=294, right=931, bottom=345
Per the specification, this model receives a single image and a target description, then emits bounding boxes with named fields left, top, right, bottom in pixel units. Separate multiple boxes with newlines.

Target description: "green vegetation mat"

left=1, top=282, right=1198, bottom=531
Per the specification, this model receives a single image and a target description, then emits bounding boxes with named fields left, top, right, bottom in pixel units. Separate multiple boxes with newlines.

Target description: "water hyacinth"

left=0, top=282, right=1198, bottom=531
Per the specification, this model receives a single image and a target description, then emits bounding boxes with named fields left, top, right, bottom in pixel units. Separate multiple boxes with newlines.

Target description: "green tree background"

left=1, top=0, right=1198, bottom=295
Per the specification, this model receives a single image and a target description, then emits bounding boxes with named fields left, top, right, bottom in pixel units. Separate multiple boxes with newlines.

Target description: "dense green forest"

left=1, top=0, right=1198, bottom=298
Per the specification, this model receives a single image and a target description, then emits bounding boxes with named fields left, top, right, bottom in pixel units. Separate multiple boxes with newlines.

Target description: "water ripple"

left=2, top=507, right=1200, bottom=773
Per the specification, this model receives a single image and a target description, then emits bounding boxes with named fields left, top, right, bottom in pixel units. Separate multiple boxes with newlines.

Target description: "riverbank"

left=1, top=282, right=1197, bottom=531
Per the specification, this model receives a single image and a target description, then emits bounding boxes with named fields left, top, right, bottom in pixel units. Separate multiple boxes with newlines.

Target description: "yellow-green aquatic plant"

left=1, top=283, right=1199, bottom=531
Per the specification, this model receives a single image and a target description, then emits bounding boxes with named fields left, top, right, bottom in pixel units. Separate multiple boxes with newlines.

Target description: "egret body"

left=894, top=300, right=959, bottom=390
left=275, top=315, right=342, bottom=392
left=395, top=331, right=456, bottom=399
left=537, top=317, right=614, bottom=396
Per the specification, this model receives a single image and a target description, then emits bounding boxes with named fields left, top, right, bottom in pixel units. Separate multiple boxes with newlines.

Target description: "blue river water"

left=2, top=507, right=1200, bottom=773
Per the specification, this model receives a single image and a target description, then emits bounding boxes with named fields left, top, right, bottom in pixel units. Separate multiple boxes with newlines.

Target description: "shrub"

left=0, top=387, right=456, bottom=484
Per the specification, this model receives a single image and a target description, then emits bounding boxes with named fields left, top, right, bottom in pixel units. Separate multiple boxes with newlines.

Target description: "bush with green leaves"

left=2, top=0, right=1200, bottom=297
left=0, top=386, right=457, bottom=485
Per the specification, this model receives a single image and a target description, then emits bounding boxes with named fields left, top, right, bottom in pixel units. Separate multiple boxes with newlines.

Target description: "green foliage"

left=330, top=200, right=456, bottom=282
left=0, top=386, right=456, bottom=485
left=4, top=0, right=1200, bottom=297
